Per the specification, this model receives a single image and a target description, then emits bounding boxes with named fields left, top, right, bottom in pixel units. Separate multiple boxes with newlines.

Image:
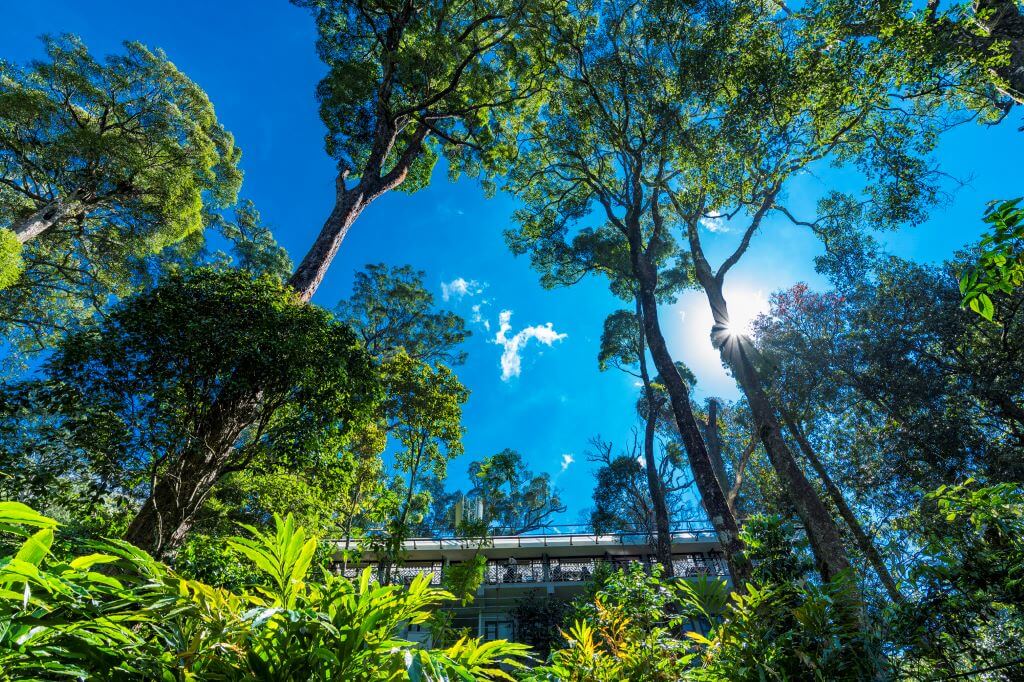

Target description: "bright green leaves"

left=0, top=501, right=55, bottom=538
left=0, top=35, right=241, bottom=250
left=533, top=564, right=696, bottom=681
left=384, top=351, right=468, bottom=478
left=0, top=503, right=531, bottom=680
left=0, top=230, right=22, bottom=290
left=227, top=514, right=318, bottom=608
left=0, top=35, right=244, bottom=364
left=960, top=198, right=1024, bottom=322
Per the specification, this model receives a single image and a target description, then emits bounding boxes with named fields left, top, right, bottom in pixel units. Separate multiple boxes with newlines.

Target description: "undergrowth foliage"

left=0, top=502, right=529, bottom=681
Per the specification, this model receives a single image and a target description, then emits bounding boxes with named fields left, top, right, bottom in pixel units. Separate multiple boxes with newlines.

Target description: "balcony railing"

left=336, top=553, right=729, bottom=587
left=332, top=522, right=720, bottom=553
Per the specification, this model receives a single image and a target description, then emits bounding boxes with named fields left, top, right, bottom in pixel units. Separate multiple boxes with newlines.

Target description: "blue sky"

left=3, top=0, right=1021, bottom=525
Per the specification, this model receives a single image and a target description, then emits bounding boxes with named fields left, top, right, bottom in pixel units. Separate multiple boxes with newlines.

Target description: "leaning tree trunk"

left=780, top=409, right=904, bottom=603
left=10, top=193, right=89, bottom=244
left=288, top=180, right=375, bottom=301
left=124, top=390, right=263, bottom=559
left=631, top=250, right=750, bottom=584
left=124, top=176, right=381, bottom=558
left=699, top=276, right=853, bottom=582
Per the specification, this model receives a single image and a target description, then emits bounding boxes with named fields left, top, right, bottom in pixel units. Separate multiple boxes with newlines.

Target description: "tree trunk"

left=781, top=409, right=904, bottom=603
left=705, top=399, right=730, bottom=494
left=11, top=194, right=88, bottom=244
left=124, top=127, right=425, bottom=556
left=699, top=276, right=853, bottom=582
left=125, top=178, right=378, bottom=557
left=636, top=300, right=675, bottom=577
left=631, top=250, right=750, bottom=585
left=288, top=184, right=370, bottom=301
left=124, top=391, right=263, bottom=559
left=643, top=392, right=674, bottom=577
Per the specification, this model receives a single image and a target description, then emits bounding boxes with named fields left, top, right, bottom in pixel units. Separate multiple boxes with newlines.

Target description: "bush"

left=0, top=501, right=530, bottom=680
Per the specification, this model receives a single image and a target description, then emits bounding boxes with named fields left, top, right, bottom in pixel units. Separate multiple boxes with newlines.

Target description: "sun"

left=721, top=287, right=770, bottom=336
left=667, top=285, right=772, bottom=398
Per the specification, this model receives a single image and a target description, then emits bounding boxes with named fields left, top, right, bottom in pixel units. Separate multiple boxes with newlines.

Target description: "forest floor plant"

left=0, top=502, right=529, bottom=681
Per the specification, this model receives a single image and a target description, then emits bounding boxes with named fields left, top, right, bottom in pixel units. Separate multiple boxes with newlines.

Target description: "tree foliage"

left=0, top=35, right=243, bottom=360
left=466, top=449, right=565, bottom=535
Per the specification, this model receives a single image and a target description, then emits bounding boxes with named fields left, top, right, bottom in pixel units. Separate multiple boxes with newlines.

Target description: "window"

left=481, top=614, right=513, bottom=641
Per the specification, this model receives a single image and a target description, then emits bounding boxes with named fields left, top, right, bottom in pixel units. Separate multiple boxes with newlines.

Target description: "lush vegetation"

left=2, top=0, right=1023, bottom=678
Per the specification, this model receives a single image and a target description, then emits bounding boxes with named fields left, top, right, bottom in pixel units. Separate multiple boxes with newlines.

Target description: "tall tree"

left=465, top=448, right=566, bottom=535
left=503, top=0, right=766, bottom=582
left=648, top=0, right=956, bottom=583
left=0, top=35, right=241, bottom=253
left=122, top=0, right=550, bottom=552
left=598, top=308, right=689, bottom=574
left=286, top=0, right=553, bottom=300
left=376, top=351, right=467, bottom=583
left=12, top=269, right=378, bottom=558
left=505, top=0, right=964, bottom=585
left=0, top=35, right=243, bottom=361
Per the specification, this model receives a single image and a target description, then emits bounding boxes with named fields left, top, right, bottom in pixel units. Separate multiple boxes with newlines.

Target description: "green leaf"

left=14, top=528, right=54, bottom=567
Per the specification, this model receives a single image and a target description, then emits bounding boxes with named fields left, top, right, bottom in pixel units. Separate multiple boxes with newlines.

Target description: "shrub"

left=0, top=501, right=530, bottom=680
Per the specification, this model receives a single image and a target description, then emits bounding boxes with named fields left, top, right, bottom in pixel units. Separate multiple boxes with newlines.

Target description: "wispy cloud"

left=471, top=303, right=490, bottom=331
left=493, top=310, right=567, bottom=381
left=441, top=277, right=484, bottom=302
left=560, top=453, right=575, bottom=472
left=700, top=212, right=729, bottom=233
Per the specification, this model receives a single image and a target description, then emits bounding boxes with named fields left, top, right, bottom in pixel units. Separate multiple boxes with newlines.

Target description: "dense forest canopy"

left=0, top=0, right=1022, bottom=679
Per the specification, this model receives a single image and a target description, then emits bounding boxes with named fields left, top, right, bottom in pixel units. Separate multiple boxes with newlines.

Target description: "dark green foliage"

left=0, top=269, right=379, bottom=550
left=511, top=593, right=570, bottom=659
left=684, top=577, right=884, bottom=682
left=890, top=481, right=1024, bottom=678
left=53, top=266, right=376, bottom=476
left=739, top=514, right=814, bottom=586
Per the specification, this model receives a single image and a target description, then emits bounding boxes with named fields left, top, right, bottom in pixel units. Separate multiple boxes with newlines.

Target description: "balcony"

left=336, top=552, right=729, bottom=587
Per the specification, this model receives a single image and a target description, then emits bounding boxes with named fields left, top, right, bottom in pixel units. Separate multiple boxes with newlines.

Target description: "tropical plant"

left=0, top=501, right=531, bottom=680
left=681, top=578, right=884, bottom=682
left=529, top=563, right=697, bottom=681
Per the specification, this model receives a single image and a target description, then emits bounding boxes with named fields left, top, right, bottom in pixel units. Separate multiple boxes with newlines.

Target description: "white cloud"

left=700, top=212, right=730, bottom=233
left=471, top=303, right=490, bottom=331
left=441, top=277, right=483, bottom=302
left=560, top=453, right=575, bottom=472
left=493, top=309, right=567, bottom=381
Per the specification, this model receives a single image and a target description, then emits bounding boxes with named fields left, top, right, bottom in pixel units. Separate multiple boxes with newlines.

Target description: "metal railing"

left=335, top=553, right=729, bottom=587
left=331, top=521, right=720, bottom=552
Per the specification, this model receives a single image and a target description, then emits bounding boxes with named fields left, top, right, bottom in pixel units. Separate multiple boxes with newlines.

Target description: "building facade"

left=332, top=524, right=729, bottom=646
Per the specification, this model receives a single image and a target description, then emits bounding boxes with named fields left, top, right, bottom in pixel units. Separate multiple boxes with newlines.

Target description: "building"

left=332, top=522, right=729, bottom=646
